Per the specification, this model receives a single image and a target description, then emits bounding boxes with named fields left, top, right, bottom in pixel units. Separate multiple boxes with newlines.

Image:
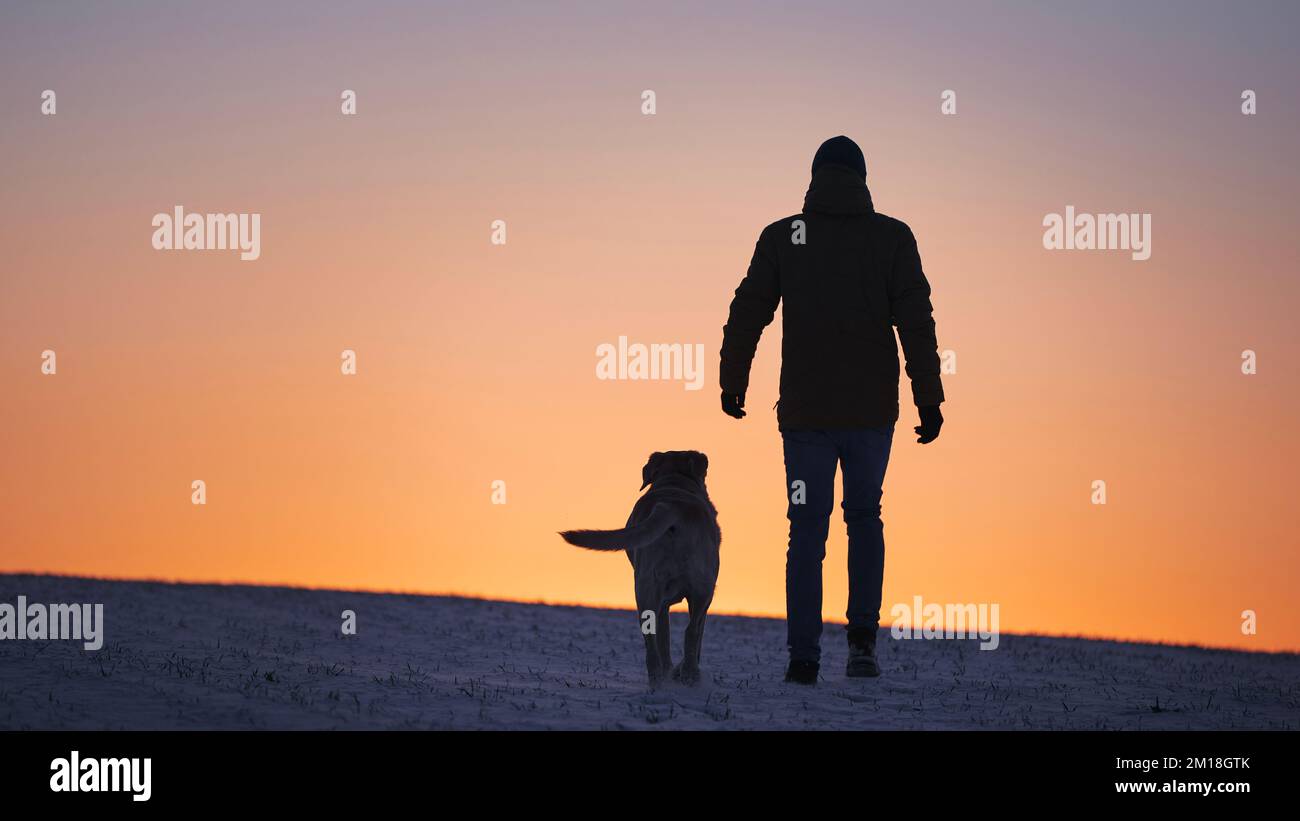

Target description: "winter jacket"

left=719, top=163, right=944, bottom=430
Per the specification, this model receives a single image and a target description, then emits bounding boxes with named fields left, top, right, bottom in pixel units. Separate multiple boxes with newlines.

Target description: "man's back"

left=719, top=162, right=944, bottom=430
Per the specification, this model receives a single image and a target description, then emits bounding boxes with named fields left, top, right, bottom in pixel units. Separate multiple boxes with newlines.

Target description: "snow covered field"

left=1, top=574, right=1296, bottom=730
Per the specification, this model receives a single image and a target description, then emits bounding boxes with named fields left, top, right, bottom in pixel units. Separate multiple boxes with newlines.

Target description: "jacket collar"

left=803, top=164, right=874, bottom=215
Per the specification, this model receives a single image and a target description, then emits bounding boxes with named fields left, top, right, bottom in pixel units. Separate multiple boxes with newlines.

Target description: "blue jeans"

left=782, top=427, right=894, bottom=663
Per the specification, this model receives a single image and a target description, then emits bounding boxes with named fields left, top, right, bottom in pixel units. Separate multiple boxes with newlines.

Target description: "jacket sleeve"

left=719, top=230, right=781, bottom=395
left=888, top=226, right=945, bottom=407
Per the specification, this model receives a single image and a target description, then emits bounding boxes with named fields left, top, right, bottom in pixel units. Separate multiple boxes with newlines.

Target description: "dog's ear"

left=640, top=452, right=664, bottom=490
left=687, top=451, right=709, bottom=482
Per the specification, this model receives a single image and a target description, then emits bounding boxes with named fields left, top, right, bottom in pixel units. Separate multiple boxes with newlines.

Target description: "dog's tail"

left=559, top=505, right=676, bottom=552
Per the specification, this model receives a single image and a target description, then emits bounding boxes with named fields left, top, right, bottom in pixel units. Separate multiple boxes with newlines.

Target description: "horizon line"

left=2, top=569, right=1293, bottom=657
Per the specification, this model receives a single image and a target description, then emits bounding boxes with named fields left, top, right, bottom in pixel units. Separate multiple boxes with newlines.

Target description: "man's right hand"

left=914, top=404, right=943, bottom=444
left=721, top=392, right=747, bottom=419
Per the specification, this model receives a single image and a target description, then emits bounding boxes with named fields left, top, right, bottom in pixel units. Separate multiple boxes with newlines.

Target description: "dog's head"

left=640, top=450, right=709, bottom=491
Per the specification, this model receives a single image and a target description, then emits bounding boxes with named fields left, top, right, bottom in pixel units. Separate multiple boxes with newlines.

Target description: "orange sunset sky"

left=2, top=1, right=1298, bottom=651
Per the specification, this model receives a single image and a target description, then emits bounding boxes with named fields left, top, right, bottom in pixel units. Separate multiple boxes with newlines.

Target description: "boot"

left=846, top=627, right=881, bottom=678
left=784, top=659, right=819, bottom=685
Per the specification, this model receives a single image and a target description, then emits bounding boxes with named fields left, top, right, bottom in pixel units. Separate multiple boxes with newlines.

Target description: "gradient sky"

left=3, top=1, right=1298, bottom=651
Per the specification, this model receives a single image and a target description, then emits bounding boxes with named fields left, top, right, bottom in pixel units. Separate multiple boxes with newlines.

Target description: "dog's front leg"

left=674, top=595, right=710, bottom=686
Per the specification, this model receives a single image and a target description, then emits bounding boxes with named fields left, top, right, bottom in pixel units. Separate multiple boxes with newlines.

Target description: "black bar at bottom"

left=1, top=730, right=1286, bottom=807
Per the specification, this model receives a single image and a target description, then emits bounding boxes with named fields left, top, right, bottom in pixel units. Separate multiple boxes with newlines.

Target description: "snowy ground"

left=1, top=574, right=1296, bottom=730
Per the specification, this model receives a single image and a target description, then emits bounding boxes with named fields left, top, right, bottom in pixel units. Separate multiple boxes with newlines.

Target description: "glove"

left=721, top=391, right=747, bottom=419
left=914, top=405, right=943, bottom=444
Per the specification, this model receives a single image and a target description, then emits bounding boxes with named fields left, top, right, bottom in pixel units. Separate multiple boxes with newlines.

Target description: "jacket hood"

left=803, top=164, right=874, bottom=215
left=811, top=135, right=866, bottom=180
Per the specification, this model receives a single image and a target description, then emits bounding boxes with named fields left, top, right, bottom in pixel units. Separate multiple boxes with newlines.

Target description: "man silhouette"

left=719, top=136, right=944, bottom=685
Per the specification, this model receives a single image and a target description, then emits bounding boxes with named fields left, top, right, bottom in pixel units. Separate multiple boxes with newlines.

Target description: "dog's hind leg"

left=673, top=594, right=711, bottom=686
left=654, top=603, right=673, bottom=679
left=634, top=600, right=665, bottom=691
left=637, top=597, right=669, bottom=688
left=641, top=630, right=665, bottom=688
